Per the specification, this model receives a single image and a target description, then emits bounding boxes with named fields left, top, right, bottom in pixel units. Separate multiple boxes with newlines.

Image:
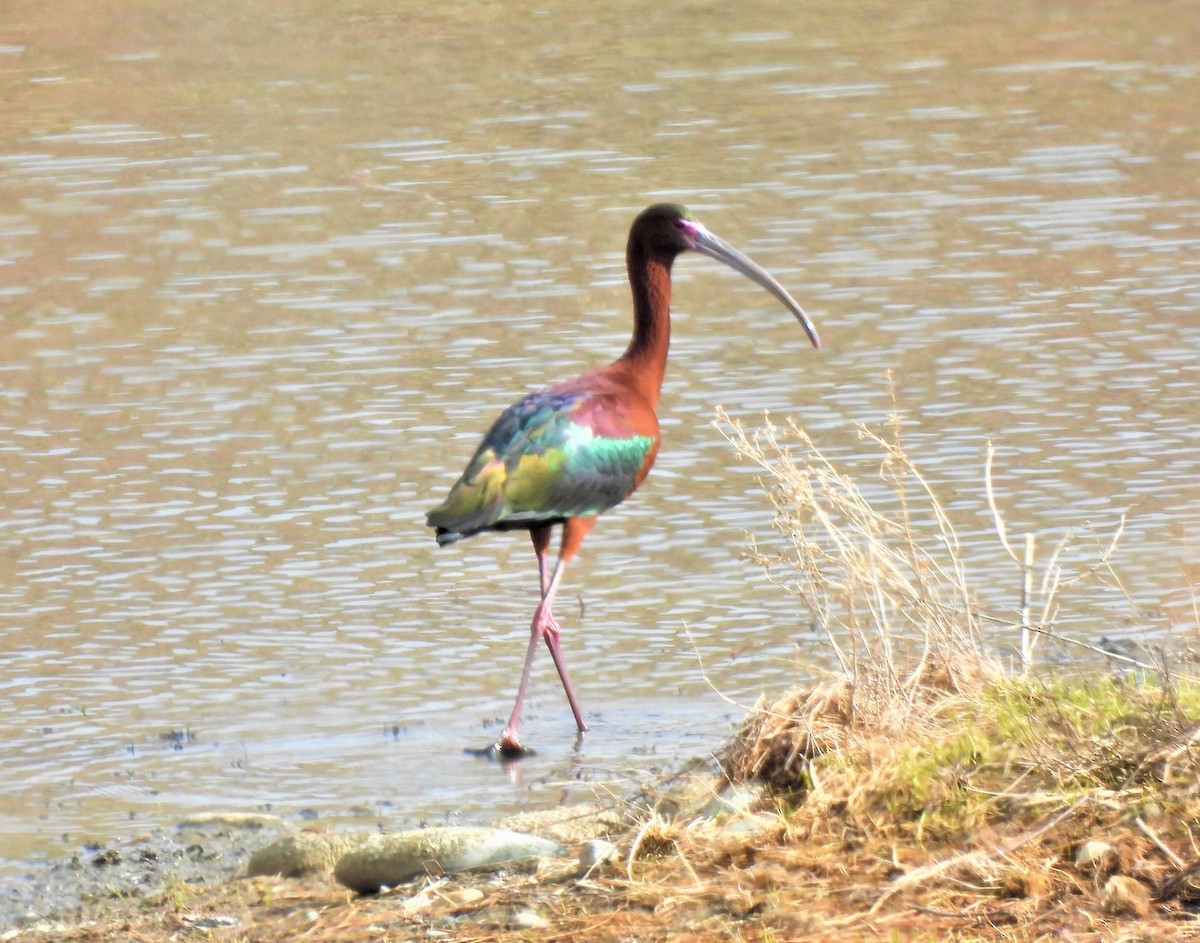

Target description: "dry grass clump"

left=715, top=405, right=998, bottom=695
left=711, top=400, right=1185, bottom=793
left=715, top=401, right=1002, bottom=790
left=703, top=403, right=1200, bottom=933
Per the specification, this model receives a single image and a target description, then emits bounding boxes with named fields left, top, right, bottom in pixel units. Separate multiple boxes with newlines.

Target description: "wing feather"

left=427, top=388, right=654, bottom=543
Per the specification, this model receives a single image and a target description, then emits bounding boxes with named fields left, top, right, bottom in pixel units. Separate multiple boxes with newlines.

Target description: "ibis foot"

left=464, top=736, right=536, bottom=761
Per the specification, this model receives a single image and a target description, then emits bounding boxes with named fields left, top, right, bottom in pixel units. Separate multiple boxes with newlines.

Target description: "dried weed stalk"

left=703, top=402, right=1200, bottom=927
left=714, top=403, right=996, bottom=695
left=710, top=401, right=1182, bottom=792
left=714, top=401, right=1004, bottom=789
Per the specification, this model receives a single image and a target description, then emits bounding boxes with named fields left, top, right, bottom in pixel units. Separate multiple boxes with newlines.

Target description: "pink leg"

left=534, top=541, right=588, bottom=732
left=497, top=539, right=588, bottom=754
left=539, top=563, right=588, bottom=734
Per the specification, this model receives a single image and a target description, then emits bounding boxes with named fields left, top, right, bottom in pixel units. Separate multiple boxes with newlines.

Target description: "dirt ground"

left=5, top=792, right=1200, bottom=943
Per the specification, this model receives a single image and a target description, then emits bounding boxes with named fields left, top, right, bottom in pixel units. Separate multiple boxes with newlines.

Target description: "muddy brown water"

left=1, top=0, right=1198, bottom=871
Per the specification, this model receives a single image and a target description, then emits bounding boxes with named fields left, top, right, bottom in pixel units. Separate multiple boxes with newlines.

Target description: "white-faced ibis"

left=428, top=203, right=820, bottom=757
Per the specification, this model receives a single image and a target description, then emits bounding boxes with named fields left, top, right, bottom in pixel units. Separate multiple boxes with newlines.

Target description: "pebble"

left=1100, top=875, right=1152, bottom=918
left=334, top=827, right=566, bottom=895
left=578, top=839, right=619, bottom=873
left=179, top=812, right=286, bottom=830
left=1074, top=839, right=1117, bottom=873
left=507, top=908, right=550, bottom=930
left=698, top=783, right=761, bottom=820
left=183, top=915, right=240, bottom=930
left=719, top=812, right=781, bottom=836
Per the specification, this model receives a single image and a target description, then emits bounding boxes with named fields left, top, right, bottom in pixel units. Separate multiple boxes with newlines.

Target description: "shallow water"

left=1, top=0, right=1198, bottom=869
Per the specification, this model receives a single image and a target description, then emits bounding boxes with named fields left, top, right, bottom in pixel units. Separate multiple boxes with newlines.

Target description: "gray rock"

left=1075, top=839, right=1117, bottom=873
left=697, top=783, right=762, bottom=820
left=493, top=804, right=622, bottom=843
left=247, top=832, right=370, bottom=878
left=334, top=827, right=566, bottom=894
left=691, top=782, right=782, bottom=836
left=179, top=812, right=286, bottom=830
left=183, top=915, right=240, bottom=930
left=1100, top=875, right=1151, bottom=917
left=719, top=812, right=782, bottom=836
left=578, top=839, right=619, bottom=873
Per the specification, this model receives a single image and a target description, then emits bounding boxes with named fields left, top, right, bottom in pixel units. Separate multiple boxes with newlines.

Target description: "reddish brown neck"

left=615, top=241, right=674, bottom=408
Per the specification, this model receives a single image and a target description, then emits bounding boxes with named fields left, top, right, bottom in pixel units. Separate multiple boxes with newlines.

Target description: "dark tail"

left=434, top=528, right=461, bottom=547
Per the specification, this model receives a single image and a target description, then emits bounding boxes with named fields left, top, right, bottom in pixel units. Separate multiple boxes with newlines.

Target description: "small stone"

left=698, top=783, right=761, bottom=820
left=578, top=839, right=619, bottom=872
left=507, top=909, right=550, bottom=930
left=184, top=915, right=240, bottom=930
left=1100, top=875, right=1152, bottom=918
left=179, top=811, right=285, bottom=830
left=1075, top=839, right=1117, bottom=873
left=719, top=812, right=782, bottom=836
left=91, top=849, right=121, bottom=867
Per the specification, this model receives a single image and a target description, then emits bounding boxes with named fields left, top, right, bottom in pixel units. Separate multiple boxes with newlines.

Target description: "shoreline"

left=6, top=670, right=1200, bottom=942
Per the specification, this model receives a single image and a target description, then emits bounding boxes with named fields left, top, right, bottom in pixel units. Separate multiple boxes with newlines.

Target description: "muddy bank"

left=0, top=762, right=711, bottom=934
left=0, top=814, right=290, bottom=929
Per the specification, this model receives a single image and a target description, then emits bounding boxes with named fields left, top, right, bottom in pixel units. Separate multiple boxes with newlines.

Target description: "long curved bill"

left=684, top=222, right=821, bottom=350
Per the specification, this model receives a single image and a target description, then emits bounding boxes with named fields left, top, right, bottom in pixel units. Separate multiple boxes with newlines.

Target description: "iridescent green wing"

left=427, top=389, right=654, bottom=544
